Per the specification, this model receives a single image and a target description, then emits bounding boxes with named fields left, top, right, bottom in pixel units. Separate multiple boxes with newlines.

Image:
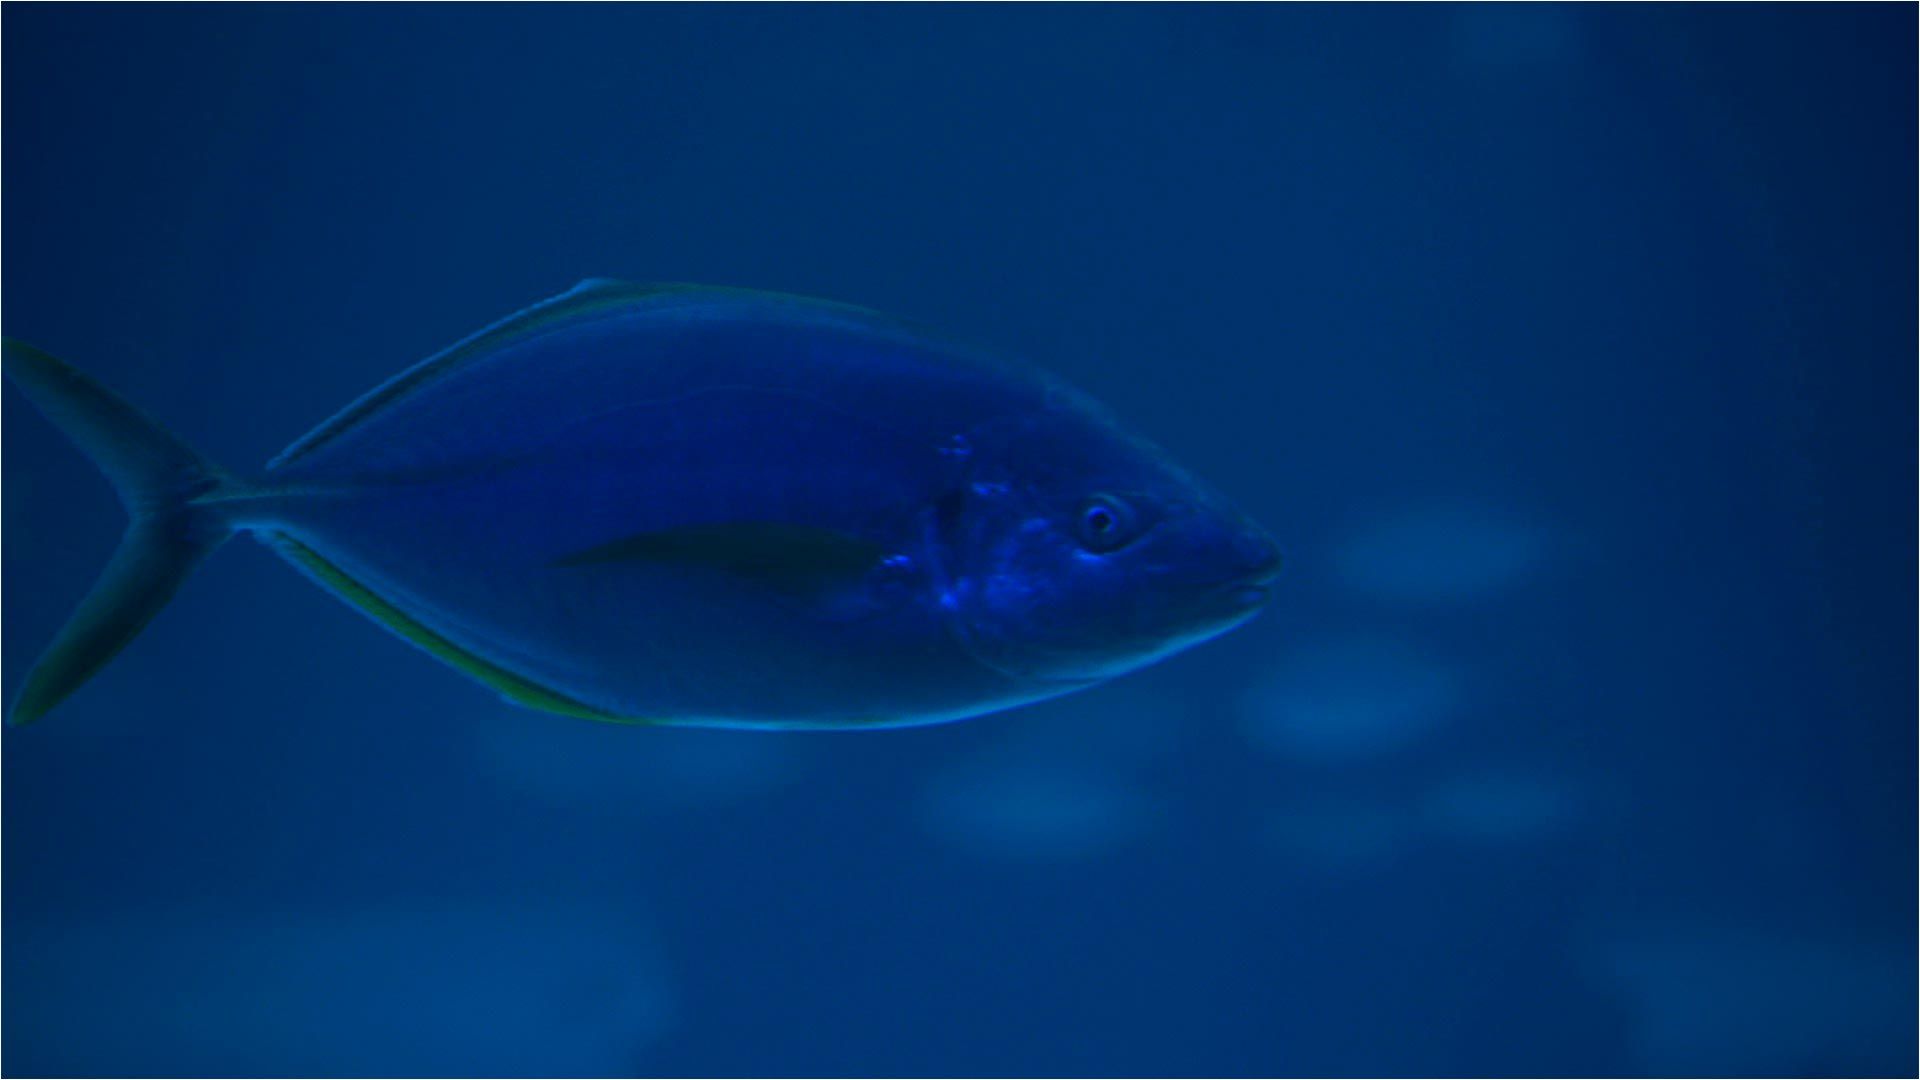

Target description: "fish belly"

left=258, top=478, right=1021, bottom=728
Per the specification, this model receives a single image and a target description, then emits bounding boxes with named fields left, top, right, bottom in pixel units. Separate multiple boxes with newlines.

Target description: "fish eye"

left=1075, top=494, right=1136, bottom=553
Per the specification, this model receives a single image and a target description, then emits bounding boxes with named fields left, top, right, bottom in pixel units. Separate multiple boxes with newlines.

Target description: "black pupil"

left=1087, top=506, right=1114, bottom=533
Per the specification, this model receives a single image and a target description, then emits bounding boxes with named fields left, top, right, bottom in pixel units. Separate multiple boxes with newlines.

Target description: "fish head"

left=941, top=403, right=1280, bottom=686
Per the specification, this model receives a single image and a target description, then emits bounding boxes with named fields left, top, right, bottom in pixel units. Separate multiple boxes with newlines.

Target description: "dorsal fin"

left=268, top=279, right=684, bottom=471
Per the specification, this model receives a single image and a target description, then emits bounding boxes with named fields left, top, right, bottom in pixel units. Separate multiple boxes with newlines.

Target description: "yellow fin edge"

left=268, top=532, right=646, bottom=725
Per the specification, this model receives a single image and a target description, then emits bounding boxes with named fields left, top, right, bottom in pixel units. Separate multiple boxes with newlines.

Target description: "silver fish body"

left=4, top=281, right=1280, bottom=728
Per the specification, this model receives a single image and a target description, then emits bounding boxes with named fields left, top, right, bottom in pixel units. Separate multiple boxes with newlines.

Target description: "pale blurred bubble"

left=1578, top=924, right=1915, bottom=1076
left=6, top=902, right=678, bottom=1075
left=921, top=756, right=1164, bottom=862
left=476, top=715, right=803, bottom=811
left=1335, top=500, right=1548, bottom=603
left=1419, top=768, right=1585, bottom=844
left=1239, top=638, right=1458, bottom=762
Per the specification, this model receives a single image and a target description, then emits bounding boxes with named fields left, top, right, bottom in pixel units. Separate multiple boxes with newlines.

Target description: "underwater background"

left=3, top=5, right=1913, bottom=1076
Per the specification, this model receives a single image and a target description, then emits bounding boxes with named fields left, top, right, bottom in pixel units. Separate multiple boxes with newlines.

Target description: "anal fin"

left=266, top=533, right=644, bottom=724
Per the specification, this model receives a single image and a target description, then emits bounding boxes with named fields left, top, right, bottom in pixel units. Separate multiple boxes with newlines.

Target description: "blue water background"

left=4, top=6, right=1914, bottom=1076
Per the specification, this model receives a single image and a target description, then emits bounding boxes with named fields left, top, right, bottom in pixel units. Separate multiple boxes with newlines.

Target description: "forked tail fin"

left=3, top=339, right=240, bottom=724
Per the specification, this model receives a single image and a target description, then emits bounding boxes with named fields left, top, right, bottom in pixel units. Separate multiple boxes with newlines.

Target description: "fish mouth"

left=1188, top=577, right=1275, bottom=624
left=1224, top=583, right=1272, bottom=607
left=1206, top=550, right=1282, bottom=612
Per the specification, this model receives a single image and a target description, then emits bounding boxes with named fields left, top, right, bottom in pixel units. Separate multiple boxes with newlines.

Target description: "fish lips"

left=1183, top=545, right=1282, bottom=623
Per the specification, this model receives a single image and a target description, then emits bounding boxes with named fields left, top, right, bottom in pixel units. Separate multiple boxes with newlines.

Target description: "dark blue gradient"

left=4, top=6, right=1913, bottom=1076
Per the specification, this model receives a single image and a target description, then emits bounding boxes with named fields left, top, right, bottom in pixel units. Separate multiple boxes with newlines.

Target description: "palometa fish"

left=3, top=281, right=1280, bottom=728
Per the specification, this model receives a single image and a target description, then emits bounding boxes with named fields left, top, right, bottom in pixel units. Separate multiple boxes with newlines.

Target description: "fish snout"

left=1175, top=515, right=1281, bottom=617
left=1232, top=525, right=1283, bottom=587
left=1217, top=526, right=1282, bottom=609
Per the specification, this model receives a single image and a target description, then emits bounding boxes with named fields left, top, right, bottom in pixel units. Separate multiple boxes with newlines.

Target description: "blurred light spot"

left=1580, top=925, right=1915, bottom=1076
left=1420, top=769, right=1583, bottom=843
left=4, top=903, right=677, bottom=1075
left=922, top=758, right=1161, bottom=861
left=1335, top=500, right=1546, bottom=602
left=1240, top=638, right=1457, bottom=761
